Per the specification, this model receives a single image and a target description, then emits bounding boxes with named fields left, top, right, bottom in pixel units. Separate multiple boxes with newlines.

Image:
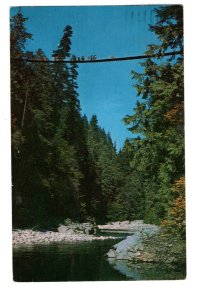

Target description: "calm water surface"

left=13, top=238, right=186, bottom=281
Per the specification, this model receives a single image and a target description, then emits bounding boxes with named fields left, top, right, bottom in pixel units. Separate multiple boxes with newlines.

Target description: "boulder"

left=57, top=225, right=76, bottom=234
left=57, top=221, right=97, bottom=235
left=80, top=223, right=96, bottom=234
left=107, top=225, right=160, bottom=261
left=64, top=218, right=73, bottom=226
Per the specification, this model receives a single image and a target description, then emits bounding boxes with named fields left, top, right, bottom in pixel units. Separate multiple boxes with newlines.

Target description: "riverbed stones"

left=12, top=228, right=117, bottom=246
left=106, top=223, right=186, bottom=266
left=107, top=225, right=160, bottom=260
left=98, top=220, right=152, bottom=232
left=57, top=221, right=96, bottom=235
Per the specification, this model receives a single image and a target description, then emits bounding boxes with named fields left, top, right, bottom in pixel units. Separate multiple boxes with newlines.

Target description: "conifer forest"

left=11, top=5, right=185, bottom=240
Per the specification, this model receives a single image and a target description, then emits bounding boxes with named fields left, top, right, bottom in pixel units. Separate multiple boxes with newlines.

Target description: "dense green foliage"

left=11, top=9, right=121, bottom=227
left=11, top=6, right=184, bottom=231
left=122, top=5, right=184, bottom=226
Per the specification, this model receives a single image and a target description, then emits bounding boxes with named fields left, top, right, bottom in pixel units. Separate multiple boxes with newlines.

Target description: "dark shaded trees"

left=11, top=9, right=34, bottom=227
left=11, top=10, right=121, bottom=227
left=11, top=6, right=184, bottom=230
left=122, top=5, right=184, bottom=224
left=86, top=115, right=123, bottom=223
left=49, top=26, right=84, bottom=222
left=11, top=12, right=85, bottom=227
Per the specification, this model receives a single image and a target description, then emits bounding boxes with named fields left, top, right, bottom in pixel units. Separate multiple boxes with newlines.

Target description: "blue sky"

left=11, top=5, right=161, bottom=150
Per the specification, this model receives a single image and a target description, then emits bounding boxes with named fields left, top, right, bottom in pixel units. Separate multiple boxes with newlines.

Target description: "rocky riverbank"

left=107, top=223, right=160, bottom=261
left=12, top=220, right=153, bottom=246
left=107, top=224, right=186, bottom=264
left=12, top=229, right=119, bottom=246
left=13, top=220, right=186, bottom=267
left=13, top=219, right=119, bottom=246
left=97, top=220, right=155, bottom=232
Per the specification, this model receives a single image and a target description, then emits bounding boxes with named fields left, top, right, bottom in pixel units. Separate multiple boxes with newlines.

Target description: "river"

left=13, top=235, right=186, bottom=281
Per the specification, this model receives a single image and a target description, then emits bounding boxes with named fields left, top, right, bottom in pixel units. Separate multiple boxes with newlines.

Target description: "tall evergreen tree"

left=50, top=25, right=91, bottom=222
left=11, top=9, right=34, bottom=227
left=123, top=5, right=184, bottom=224
left=20, top=49, right=56, bottom=226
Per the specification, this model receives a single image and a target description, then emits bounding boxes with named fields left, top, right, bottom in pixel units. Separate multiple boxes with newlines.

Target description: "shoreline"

left=97, top=220, right=151, bottom=232
left=12, top=220, right=156, bottom=246
left=12, top=229, right=119, bottom=246
left=12, top=220, right=153, bottom=246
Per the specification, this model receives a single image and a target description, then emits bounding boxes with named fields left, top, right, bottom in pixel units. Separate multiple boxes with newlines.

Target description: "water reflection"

left=13, top=239, right=186, bottom=281
left=108, top=258, right=186, bottom=280
left=13, top=240, right=127, bottom=282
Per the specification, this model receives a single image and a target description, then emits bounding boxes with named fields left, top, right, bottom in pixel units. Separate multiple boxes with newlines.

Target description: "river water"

left=13, top=235, right=186, bottom=281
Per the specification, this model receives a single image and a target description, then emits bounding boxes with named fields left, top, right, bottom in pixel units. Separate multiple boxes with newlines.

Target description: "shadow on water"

left=13, top=239, right=128, bottom=282
left=13, top=235, right=186, bottom=281
left=108, top=258, right=186, bottom=280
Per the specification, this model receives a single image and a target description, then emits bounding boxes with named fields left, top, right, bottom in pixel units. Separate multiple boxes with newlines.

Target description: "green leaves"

left=11, top=6, right=184, bottom=230
left=10, top=9, right=32, bottom=57
left=150, top=5, right=183, bottom=54
left=85, top=114, right=123, bottom=222
left=121, top=5, right=184, bottom=224
left=11, top=10, right=124, bottom=226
